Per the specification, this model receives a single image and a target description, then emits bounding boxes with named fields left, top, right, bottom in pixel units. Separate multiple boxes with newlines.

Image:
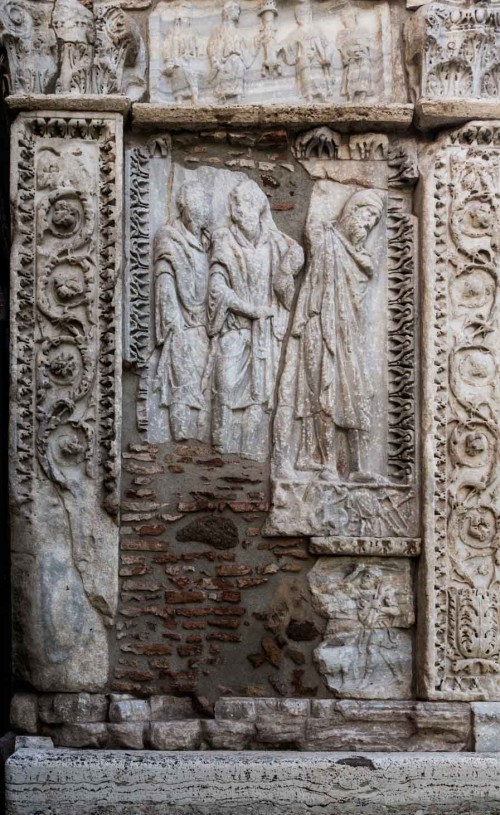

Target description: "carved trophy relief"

left=128, top=139, right=304, bottom=462
left=149, top=0, right=392, bottom=105
left=266, top=128, right=419, bottom=543
left=309, top=558, right=414, bottom=699
left=10, top=113, right=122, bottom=691
left=422, top=122, right=500, bottom=700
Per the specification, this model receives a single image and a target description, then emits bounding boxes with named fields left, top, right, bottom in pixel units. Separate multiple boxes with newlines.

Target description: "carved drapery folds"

left=0, top=0, right=146, bottom=98
left=10, top=112, right=122, bottom=691
left=422, top=122, right=500, bottom=700
left=127, top=136, right=304, bottom=462
left=149, top=0, right=393, bottom=106
left=266, top=128, right=419, bottom=551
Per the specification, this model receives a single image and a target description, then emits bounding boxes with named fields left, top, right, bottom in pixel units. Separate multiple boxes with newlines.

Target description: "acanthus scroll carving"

left=0, top=0, right=146, bottom=97
left=10, top=112, right=122, bottom=691
left=425, top=122, right=500, bottom=700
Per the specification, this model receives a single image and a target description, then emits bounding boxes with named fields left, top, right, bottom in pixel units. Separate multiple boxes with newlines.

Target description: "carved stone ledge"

left=415, top=99, right=500, bottom=130
left=8, top=749, right=500, bottom=815
left=6, top=94, right=131, bottom=114
left=310, top=537, right=421, bottom=557
left=131, top=102, right=415, bottom=133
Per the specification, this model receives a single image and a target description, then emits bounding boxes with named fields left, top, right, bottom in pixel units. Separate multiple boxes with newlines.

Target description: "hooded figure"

left=208, top=178, right=304, bottom=460
left=275, top=187, right=384, bottom=479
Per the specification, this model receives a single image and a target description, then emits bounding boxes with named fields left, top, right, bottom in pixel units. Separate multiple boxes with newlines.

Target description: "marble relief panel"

left=309, top=557, right=414, bottom=698
left=149, top=0, right=393, bottom=106
left=421, top=122, right=500, bottom=701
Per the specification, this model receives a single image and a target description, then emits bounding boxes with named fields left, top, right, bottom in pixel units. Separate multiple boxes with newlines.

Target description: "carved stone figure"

left=278, top=0, right=334, bottom=102
left=162, top=3, right=200, bottom=104
left=207, top=1, right=252, bottom=103
left=153, top=181, right=211, bottom=443
left=275, top=184, right=385, bottom=482
left=309, top=558, right=414, bottom=699
left=208, top=178, right=303, bottom=460
left=258, top=0, right=280, bottom=78
left=52, top=0, right=95, bottom=94
left=337, top=11, right=374, bottom=103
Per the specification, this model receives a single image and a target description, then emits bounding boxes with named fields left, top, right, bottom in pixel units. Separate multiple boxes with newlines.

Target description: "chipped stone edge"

left=310, top=537, right=421, bottom=557
left=131, top=102, right=415, bottom=132
left=415, top=99, right=500, bottom=130
left=6, top=749, right=500, bottom=814
left=6, top=94, right=131, bottom=114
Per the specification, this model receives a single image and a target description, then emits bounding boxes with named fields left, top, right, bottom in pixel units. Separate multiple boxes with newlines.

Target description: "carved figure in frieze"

left=208, top=178, right=304, bottom=461
left=337, top=10, right=374, bottom=103
left=309, top=558, right=413, bottom=699
left=52, top=0, right=95, bottom=94
left=278, top=0, right=334, bottom=102
left=0, top=0, right=57, bottom=94
left=275, top=184, right=384, bottom=481
left=93, top=3, right=146, bottom=99
left=162, top=3, right=200, bottom=104
left=258, top=0, right=280, bottom=78
left=153, top=181, right=211, bottom=443
left=207, top=1, right=252, bottom=103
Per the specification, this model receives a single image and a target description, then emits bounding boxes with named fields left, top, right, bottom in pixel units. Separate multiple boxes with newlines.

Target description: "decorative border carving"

left=10, top=111, right=122, bottom=691
left=125, top=145, right=151, bottom=369
left=387, top=195, right=417, bottom=483
left=423, top=121, right=500, bottom=700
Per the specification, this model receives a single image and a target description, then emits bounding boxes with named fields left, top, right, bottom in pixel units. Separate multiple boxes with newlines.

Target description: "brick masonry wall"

left=115, top=440, right=326, bottom=703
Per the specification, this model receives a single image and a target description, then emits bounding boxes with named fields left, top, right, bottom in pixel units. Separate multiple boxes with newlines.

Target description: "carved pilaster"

left=421, top=121, right=500, bottom=700
left=10, top=111, right=123, bottom=691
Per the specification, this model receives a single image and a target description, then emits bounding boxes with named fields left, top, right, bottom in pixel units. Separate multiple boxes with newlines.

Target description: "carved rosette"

left=10, top=112, right=122, bottom=691
left=422, top=122, right=500, bottom=700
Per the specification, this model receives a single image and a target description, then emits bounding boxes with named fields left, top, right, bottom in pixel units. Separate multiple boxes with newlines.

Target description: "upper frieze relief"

left=405, top=0, right=500, bottom=101
left=149, top=0, right=393, bottom=106
left=0, top=0, right=146, bottom=98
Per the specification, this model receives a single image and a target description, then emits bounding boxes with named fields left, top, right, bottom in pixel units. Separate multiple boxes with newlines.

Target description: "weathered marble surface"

left=309, top=558, right=414, bottom=699
left=10, top=112, right=123, bottom=691
left=420, top=121, right=500, bottom=701
left=6, top=749, right=500, bottom=814
left=149, top=0, right=394, bottom=107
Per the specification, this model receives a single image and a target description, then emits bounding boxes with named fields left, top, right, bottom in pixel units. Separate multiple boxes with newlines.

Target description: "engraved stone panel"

left=127, top=134, right=304, bottom=462
left=10, top=112, right=123, bottom=691
left=309, top=558, right=414, bottom=699
left=421, top=121, right=500, bottom=700
left=266, top=129, right=419, bottom=546
left=149, top=0, right=394, bottom=106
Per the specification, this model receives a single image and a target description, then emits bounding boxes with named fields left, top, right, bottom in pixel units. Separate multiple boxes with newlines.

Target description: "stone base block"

left=6, top=748, right=500, bottom=815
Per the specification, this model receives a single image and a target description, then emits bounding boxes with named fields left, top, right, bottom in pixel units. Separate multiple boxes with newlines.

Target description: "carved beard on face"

left=341, top=207, right=378, bottom=249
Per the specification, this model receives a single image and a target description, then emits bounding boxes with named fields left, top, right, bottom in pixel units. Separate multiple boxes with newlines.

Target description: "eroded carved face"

left=223, top=1, right=240, bottom=23
left=230, top=182, right=266, bottom=235
left=464, top=199, right=493, bottom=235
left=178, top=184, right=209, bottom=233
left=464, top=431, right=488, bottom=458
left=51, top=199, right=80, bottom=234
left=342, top=203, right=380, bottom=247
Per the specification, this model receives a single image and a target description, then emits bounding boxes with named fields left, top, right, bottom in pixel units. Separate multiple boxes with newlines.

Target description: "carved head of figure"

left=50, top=196, right=82, bottom=236
left=37, top=150, right=61, bottom=190
left=338, top=190, right=384, bottom=250
left=229, top=179, right=269, bottom=240
left=222, top=1, right=240, bottom=24
left=295, top=0, right=313, bottom=26
left=177, top=181, right=209, bottom=238
left=465, top=431, right=488, bottom=458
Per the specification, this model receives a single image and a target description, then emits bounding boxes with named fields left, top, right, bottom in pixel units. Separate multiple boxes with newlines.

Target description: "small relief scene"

left=120, top=128, right=418, bottom=701
left=149, top=0, right=392, bottom=105
left=0, top=0, right=147, bottom=98
left=405, top=2, right=500, bottom=102
left=309, top=558, right=414, bottom=698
